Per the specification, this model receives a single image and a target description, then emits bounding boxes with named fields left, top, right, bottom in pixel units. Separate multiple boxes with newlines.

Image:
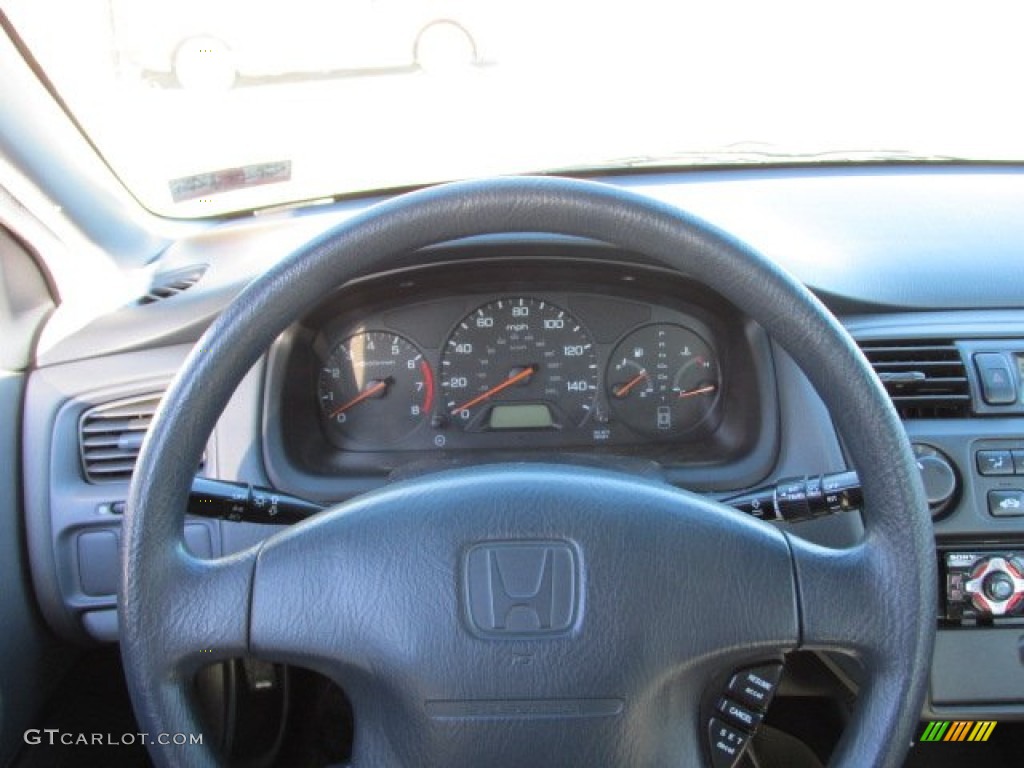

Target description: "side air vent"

left=139, top=265, right=207, bottom=305
left=79, top=394, right=169, bottom=483
left=859, top=340, right=970, bottom=419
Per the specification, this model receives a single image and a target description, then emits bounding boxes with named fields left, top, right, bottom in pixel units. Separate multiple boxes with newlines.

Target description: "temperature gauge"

left=607, top=323, right=720, bottom=437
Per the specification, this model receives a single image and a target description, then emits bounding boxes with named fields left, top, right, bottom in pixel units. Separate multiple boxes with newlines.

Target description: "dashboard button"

left=726, top=664, right=783, bottom=711
left=77, top=530, right=119, bottom=597
left=716, top=697, right=763, bottom=730
left=707, top=718, right=748, bottom=768
left=974, top=353, right=1017, bottom=405
left=977, top=450, right=1014, bottom=476
left=988, top=490, right=1024, bottom=517
left=1013, top=450, right=1024, bottom=475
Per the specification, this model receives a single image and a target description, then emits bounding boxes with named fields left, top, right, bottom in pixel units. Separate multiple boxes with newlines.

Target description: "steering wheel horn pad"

left=120, top=177, right=935, bottom=767
left=249, top=465, right=797, bottom=766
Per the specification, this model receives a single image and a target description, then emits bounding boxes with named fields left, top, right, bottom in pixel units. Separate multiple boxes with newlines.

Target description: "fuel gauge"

left=607, top=323, right=720, bottom=437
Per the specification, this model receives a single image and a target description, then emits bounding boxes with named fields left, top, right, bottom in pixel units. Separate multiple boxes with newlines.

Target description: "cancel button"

left=716, top=697, right=764, bottom=731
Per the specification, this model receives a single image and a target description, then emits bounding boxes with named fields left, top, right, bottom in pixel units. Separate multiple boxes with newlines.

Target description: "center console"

left=853, top=330, right=1024, bottom=718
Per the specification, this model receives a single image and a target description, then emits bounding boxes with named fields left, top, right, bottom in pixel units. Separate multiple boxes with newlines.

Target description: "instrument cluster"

left=317, top=295, right=722, bottom=451
left=270, top=256, right=770, bottom=479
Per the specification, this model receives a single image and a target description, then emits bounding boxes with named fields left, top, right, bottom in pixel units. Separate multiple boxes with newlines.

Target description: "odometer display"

left=441, top=298, right=598, bottom=431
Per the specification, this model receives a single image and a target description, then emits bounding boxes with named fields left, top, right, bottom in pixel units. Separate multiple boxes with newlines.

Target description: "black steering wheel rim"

left=120, top=176, right=935, bottom=767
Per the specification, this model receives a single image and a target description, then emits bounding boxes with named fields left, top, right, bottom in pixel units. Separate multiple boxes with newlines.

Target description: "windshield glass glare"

left=3, top=0, right=1022, bottom=217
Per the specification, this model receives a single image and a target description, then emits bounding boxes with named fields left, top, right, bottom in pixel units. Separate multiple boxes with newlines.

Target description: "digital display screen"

left=488, top=404, right=554, bottom=430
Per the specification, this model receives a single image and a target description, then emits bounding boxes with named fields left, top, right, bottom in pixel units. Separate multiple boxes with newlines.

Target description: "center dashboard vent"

left=79, top=393, right=205, bottom=483
left=858, top=340, right=970, bottom=419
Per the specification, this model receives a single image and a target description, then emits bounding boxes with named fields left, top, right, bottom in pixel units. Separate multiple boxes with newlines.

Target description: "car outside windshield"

left=3, top=0, right=1023, bottom=218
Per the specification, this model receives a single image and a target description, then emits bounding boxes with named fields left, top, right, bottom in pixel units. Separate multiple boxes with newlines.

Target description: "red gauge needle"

left=451, top=365, right=537, bottom=416
left=613, top=370, right=649, bottom=398
left=677, top=384, right=717, bottom=399
left=329, top=378, right=390, bottom=418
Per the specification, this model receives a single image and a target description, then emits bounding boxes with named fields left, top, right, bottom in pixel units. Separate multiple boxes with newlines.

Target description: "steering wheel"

left=120, top=177, right=935, bottom=767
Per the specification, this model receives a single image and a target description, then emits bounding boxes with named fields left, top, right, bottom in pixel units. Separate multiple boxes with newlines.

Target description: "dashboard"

left=17, top=165, right=1024, bottom=733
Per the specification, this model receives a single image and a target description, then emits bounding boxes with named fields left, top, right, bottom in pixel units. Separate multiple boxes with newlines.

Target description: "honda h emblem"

left=464, top=541, right=578, bottom=637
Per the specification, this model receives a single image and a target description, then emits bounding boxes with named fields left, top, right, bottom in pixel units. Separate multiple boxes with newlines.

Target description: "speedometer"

left=440, top=298, right=598, bottom=431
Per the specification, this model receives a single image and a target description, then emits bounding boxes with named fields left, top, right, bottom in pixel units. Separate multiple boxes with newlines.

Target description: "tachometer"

left=318, top=331, right=433, bottom=445
left=440, top=298, right=598, bottom=431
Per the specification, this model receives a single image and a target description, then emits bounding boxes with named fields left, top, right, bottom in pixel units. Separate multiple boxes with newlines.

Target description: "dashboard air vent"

left=79, top=394, right=165, bottom=483
left=859, top=340, right=970, bottom=419
left=139, top=265, right=207, bottom=305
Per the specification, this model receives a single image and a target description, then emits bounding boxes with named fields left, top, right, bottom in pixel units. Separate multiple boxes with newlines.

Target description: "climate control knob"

left=912, top=444, right=959, bottom=519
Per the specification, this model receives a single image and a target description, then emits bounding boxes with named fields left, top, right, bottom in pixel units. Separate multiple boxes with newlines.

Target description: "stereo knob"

left=912, top=444, right=959, bottom=519
left=984, top=572, right=1015, bottom=602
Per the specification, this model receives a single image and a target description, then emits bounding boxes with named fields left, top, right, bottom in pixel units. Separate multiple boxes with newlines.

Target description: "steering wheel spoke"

left=785, top=520, right=936, bottom=766
left=121, top=542, right=256, bottom=677
left=787, top=535, right=885, bottom=656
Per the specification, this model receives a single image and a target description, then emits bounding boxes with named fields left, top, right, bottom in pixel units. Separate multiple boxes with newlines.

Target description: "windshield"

left=3, top=0, right=1022, bottom=218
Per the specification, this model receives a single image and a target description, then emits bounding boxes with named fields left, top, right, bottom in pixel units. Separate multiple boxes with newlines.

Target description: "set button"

left=708, top=719, right=748, bottom=768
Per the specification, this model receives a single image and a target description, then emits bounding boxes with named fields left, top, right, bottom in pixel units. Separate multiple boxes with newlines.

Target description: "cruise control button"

left=977, top=450, right=1014, bottom=476
left=717, top=697, right=764, bottom=730
left=726, top=664, right=783, bottom=711
left=988, top=490, right=1024, bottom=517
left=708, top=717, right=748, bottom=768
